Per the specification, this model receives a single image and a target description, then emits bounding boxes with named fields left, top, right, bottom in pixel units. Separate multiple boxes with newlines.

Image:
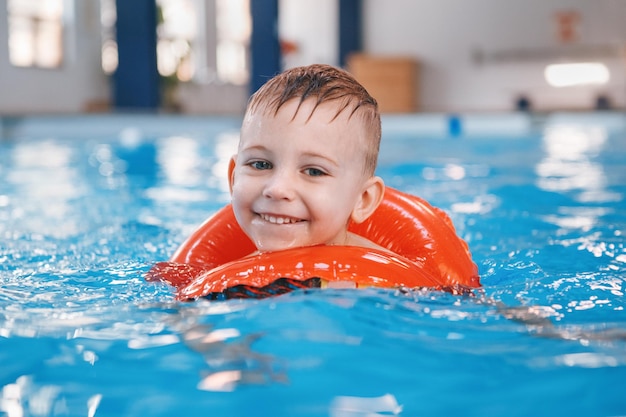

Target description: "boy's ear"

left=351, top=176, right=385, bottom=224
left=227, top=156, right=236, bottom=194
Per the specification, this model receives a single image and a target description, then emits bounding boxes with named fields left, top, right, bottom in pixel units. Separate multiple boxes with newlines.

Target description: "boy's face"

left=229, top=99, right=372, bottom=252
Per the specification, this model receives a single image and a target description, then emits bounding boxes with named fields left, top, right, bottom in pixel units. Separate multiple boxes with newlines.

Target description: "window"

left=544, top=63, right=610, bottom=88
left=156, top=0, right=197, bottom=82
left=98, top=0, right=250, bottom=85
left=100, top=0, right=201, bottom=81
left=7, top=0, right=64, bottom=68
left=216, top=0, right=250, bottom=85
left=100, top=0, right=117, bottom=74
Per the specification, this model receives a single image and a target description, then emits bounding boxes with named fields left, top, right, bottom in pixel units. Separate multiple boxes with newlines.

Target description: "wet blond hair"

left=245, top=64, right=381, bottom=176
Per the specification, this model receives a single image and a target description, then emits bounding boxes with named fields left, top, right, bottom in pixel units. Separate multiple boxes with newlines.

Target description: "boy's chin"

left=255, top=240, right=300, bottom=252
left=253, top=239, right=318, bottom=253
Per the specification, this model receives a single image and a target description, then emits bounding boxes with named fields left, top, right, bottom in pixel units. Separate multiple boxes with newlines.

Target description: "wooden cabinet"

left=346, top=54, right=419, bottom=113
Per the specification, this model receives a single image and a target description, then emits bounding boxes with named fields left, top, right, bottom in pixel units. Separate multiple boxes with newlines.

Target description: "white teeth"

left=260, top=213, right=300, bottom=224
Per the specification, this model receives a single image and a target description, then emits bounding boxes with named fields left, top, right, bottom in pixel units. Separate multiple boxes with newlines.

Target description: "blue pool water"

left=1, top=113, right=625, bottom=417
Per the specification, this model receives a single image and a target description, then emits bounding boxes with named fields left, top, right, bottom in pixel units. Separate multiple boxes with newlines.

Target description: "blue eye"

left=250, top=160, right=272, bottom=170
left=305, top=167, right=326, bottom=177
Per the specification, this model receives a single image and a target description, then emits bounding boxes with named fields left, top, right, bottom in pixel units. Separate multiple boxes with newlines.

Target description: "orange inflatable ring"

left=146, top=187, right=480, bottom=300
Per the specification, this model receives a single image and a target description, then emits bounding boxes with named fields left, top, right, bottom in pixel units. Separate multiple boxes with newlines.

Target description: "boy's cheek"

left=230, top=181, right=251, bottom=201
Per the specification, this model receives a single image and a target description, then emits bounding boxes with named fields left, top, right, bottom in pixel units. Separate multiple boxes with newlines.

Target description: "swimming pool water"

left=1, top=114, right=625, bottom=417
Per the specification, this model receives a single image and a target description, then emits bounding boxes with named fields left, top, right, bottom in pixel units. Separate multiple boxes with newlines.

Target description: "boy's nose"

left=263, top=170, right=295, bottom=200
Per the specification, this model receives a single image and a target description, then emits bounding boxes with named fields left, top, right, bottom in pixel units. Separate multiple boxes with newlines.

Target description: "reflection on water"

left=329, top=394, right=403, bottom=417
left=5, top=140, right=85, bottom=239
left=211, top=131, right=239, bottom=193
left=1, top=117, right=625, bottom=417
left=534, top=123, right=624, bottom=275
left=144, top=135, right=211, bottom=204
left=1, top=376, right=102, bottom=417
left=143, top=131, right=237, bottom=205
left=536, top=124, right=620, bottom=203
left=185, top=325, right=288, bottom=392
left=157, top=136, right=202, bottom=186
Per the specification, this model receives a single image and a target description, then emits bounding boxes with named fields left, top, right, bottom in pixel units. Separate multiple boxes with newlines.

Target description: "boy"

left=228, top=64, right=387, bottom=253
left=148, top=64, right=479, bottom=298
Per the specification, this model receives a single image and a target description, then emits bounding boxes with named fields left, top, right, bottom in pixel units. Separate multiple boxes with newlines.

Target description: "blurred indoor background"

left=0, top=0, right=624, bottom=115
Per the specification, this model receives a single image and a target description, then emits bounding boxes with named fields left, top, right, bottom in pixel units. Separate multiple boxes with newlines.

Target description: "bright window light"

left=7, top=0, right=64, bottom=68
left=216, top=0, right=250, bottom=85
left=544, top=63, right=610, bottom=87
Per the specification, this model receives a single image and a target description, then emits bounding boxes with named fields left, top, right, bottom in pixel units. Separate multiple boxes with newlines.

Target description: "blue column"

left=249, top=0, right=281, bottom=95
left=339, top=0, right=362, bottom=67
left=114, top=0, right=160, bottom=110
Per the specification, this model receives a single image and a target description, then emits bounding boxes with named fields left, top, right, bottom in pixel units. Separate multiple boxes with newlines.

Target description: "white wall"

left=174, top=0, right=249, bottom=115
left=0, top=0, right=110, bottom=114
left=279, top=0, right=338, bottom=69
left=0, top=0, right=624, bottom=115
left=362, top=0, right=626, bottom=112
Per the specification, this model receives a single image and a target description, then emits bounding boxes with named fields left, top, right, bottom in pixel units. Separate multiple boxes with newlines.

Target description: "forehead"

left=239, top=99, right=369, bottom=160
left=239, top=99, right=372, bottom=173
left=243, top=98, right=365, bottom=132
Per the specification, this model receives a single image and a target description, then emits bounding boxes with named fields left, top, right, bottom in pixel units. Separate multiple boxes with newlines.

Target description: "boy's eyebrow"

left=240, top=146, right=339, bottom=168
left=239, top=144, right=270, bottom=153
left=299, top=151, right=339, bottom=167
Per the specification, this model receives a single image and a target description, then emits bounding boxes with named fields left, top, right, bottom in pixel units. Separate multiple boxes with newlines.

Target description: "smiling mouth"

left=258, top=213, right=303, bottom=225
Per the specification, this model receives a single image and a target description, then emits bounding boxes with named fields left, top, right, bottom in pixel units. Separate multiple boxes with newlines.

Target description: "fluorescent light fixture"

left=545, top=62, right=610, bottom=87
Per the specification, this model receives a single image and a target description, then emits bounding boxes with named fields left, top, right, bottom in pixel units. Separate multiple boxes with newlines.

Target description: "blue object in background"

left=114, top=0, right=160, bottom=110
left=339, top=0, right=363, bottom=67
left=448, top=114, right=462, bottom=137
left=249, top=0, right=281, bottom=95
